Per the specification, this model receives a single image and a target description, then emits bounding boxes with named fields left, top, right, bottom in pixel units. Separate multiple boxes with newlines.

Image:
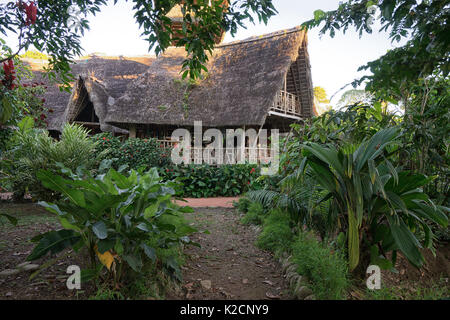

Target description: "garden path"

left=166, top=207, right=292, bottom=300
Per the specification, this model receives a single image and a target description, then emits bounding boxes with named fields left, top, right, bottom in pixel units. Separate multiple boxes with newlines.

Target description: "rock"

left=16, top=262, right=31, bottom=269
left=242, top=279, right=249, bottom=285
left=304, top=294, right=316, bottom=300
left=5, top=292, right=12, bottom=297
left=296, top=286, right=314, bottom=300
left=265, top=292, right=281, bottom=300
left=186, top=293, right=194, bottom=299
left=21, top=264, right=39, bottom=272
left=200, top=280, right=212, bottom=290
left=289, top=274, right=298, bottom=288
left=286, top=264, right=297, bottom=275
left=281, top=260, right=291, bottom=272
left=294, top=276, right=305, bottom=292
left=0, top=269, right=20, bottom=277
left=286, top=271, right=297, bottom=284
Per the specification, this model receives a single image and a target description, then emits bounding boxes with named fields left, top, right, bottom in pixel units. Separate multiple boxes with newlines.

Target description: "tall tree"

left=0, top=0, right=278, bottom=124
left=303, top=0, right=450, bottom=102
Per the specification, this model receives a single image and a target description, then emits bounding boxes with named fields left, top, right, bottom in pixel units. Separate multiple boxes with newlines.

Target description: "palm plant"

left=247, top=172, right=333, bottom=240
left=4, top=122, right=99, bottom=200
left=300, top=127, right=448, bottom=272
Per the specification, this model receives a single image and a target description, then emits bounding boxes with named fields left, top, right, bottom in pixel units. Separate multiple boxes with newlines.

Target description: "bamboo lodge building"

left=25, top=24, right=316, bottom=163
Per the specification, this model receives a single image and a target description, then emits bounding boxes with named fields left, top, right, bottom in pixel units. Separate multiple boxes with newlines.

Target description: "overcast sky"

left=6, top=0, right=407, bottom=104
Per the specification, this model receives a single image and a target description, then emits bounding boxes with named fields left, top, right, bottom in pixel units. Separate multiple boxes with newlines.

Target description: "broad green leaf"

left=92, top=221, right=108, bottom=240
left=38, top=202, right=67, bottom=216
left=123, top=254, right=143, bottom=272
left=27, top=230, right=81, bottom=261
left=37, top=170, right=86, bottom=208
left=59, top=217, right=81, bottom=232
left=387, top=216, right=424, bottom=268
left=141, top=243, right=156, bottom=262
left=97, top=239, right=115, bottom=254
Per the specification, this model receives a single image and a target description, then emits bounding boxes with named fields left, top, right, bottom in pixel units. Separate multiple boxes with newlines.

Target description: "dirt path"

left=167, top=207, right=292, bottom=300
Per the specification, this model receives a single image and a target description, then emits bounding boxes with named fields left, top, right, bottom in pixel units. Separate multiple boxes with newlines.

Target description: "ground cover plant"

left=25, top=164, right=199, bottom=296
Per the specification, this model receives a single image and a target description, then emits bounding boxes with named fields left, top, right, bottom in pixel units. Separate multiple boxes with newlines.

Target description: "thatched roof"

left=105, top=26, right=314, bottom=129
left=22, top=55, right=154, bottom=131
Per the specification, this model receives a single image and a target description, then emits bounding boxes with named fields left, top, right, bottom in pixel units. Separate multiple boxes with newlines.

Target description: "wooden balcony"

left=270, top=90, right=302, bottom=119
left=158, top=141, right=273, bottom=166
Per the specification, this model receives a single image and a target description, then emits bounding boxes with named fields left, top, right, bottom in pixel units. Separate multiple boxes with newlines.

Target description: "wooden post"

left=284, top=74, right=287, bottom=114
left=241, top=126, right=246, bottom=163
left=129, top=124, right=137, bottom=138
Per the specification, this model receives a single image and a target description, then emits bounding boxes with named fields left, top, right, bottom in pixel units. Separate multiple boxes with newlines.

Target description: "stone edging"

left=249, top=225, right=315, bottom=300
left=279, top=253, right=315, bottom=300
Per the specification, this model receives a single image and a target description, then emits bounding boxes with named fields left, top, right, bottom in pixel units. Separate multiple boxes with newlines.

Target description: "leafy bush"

left=160, top=164, right=260, bottom=198
left=234, top=197, right=252, bottom=213
left=2, top=122, right=98, bottom=201
left=92, top=133, right=172, bottom=171
left=256, top=209, right=293, bottom=253
left=241, top=202, right=264, bottom=225
left=301, top=127, right=449, bottom=272
left=0, top=127, right=13, bottom=156
left=28, top=165, right=197, bottom=293
left=91, top=134, right=260, bottom=198
left=291, top=232, right=349, bottom=300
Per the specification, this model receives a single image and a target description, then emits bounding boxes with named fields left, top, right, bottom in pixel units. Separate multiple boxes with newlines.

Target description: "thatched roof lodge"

left=22, top=55, right=154, bottom=135
left=26, top=25, right=315, bottom=140
left=105, top=26, right=315, bottom=138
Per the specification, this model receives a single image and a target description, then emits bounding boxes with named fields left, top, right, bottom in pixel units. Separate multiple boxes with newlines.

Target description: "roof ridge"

left=216, top=25, right=305, bottom=48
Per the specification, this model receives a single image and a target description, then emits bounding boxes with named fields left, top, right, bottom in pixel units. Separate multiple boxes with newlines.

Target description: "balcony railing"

left=157, top=141, right=273, bottom=165
left=270, top=90, right=302, bottom=117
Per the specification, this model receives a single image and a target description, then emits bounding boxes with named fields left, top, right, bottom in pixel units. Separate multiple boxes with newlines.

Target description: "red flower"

left=103, top=137, right=106, bottom=140
left=40, top=113, right=46, bottom=120
left=2, top=59, right=16, bottom=90
left=22, top=2, right=37, bottom=26
left=250, top=168, right=256, bottom=174
left=247, top=181, right=251, bottom=185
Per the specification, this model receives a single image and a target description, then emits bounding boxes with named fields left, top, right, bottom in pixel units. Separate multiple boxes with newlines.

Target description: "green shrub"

left=256, top=209, right=293, bottom=253
left=291, top=232, right=349, bottom=300
left=234, top=197, right=252, bottom=213
left=160, top=164, right=260, bottom=198
left=29, top=165, right=197, bottom=295
left=241, top=202, right=264, bottom=225
left=91, top=133, right=172, bottom=171
left=0, top=127, right=13, bottom=156
left=3, top=124, right=98, bottom=201
left=91, top=134, right=260, bottom=198
left=364, top=279, right=449, bottom=300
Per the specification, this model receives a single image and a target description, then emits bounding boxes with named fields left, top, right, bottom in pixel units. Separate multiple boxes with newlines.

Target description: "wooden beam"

left=129, top=125, right=137, bottom=138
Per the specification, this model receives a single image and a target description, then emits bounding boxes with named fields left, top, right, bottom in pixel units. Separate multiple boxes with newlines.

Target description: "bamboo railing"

left=271, top=90, right=301, bottom=117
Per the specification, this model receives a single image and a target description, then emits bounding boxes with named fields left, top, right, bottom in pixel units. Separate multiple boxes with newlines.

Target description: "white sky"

left=5, top=0, right=408, bottom=104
